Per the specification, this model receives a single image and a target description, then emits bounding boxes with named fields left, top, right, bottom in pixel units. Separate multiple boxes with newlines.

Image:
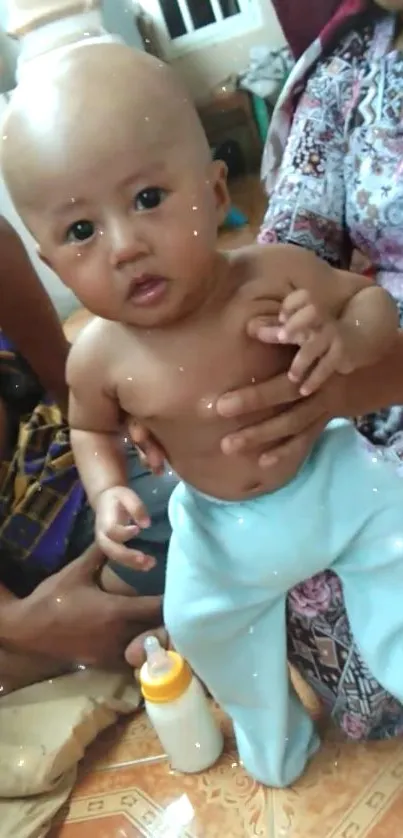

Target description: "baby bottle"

left=139, top=636, right=224, bottom=773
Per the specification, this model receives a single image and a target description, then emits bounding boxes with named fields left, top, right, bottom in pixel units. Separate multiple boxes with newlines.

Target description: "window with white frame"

left=138, top=0, right=262, bottom=56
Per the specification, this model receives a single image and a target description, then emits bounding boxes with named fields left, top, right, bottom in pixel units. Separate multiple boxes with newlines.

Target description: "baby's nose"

left=109, top=220, right=149, bottom=267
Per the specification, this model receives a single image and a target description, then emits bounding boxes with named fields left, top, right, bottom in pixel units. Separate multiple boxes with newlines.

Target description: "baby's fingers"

left=281, top=289, right=312, bottom=318
left=299, top=345, right=341, bottom=396
left=106, top=523, right=140, bottom=543
left=288, top=330, right=330, bottom=385
left=279, top=304, right=322, bottom=344
left=119, top=488, right=151, bottom=529
left=98, top=532, right=156, bottom=570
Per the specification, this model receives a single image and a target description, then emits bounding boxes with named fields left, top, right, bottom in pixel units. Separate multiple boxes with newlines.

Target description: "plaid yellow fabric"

left=0, top=334, right=84, bottom=573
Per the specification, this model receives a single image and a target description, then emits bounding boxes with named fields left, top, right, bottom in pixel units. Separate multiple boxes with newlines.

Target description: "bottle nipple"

left=144, top=636, right=173, bottom=678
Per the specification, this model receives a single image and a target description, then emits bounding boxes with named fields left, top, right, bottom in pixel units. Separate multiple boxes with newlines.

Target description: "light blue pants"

left=164, top=422, right=403, bottom=787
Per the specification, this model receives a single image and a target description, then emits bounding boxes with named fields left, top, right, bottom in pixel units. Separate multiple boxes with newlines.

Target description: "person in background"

left=249, top=0, right=403, bottom=736
left=0, top=216, right=165, bottom=693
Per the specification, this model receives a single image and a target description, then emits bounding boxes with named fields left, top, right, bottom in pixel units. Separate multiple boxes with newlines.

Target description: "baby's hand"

left=277, top=289, right=354, bottom=396
left=95, top=486, right=156, bottom=570
left=128, top=421, right=166, bottom=476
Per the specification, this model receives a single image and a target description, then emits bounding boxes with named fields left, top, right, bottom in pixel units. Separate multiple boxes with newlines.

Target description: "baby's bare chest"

left=111, top=301, right=286, bottom=425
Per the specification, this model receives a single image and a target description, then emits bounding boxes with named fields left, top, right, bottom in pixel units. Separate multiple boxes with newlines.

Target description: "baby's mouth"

left=127, top=275, right=168, bottom=306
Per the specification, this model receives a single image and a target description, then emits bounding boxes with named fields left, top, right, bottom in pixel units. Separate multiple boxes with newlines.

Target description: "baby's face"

left=26, top=126, right=229, bottom=327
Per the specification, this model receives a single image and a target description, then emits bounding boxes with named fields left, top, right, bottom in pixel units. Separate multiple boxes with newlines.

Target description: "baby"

left=3, top=43, right=403, bottom=788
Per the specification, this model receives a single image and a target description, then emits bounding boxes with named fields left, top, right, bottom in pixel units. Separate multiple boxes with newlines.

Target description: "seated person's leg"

left=334, top=492, right=403, bottom=737
left=98, top=449, right=176, bottom=595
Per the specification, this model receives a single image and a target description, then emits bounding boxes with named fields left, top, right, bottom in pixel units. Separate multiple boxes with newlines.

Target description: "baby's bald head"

left=1, top=43, right=211, bottom=218
left=0, top=42, right=230, bottom=326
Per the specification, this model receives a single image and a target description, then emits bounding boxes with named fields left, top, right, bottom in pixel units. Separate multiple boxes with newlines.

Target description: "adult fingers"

left=112, top=595, right=163, bottom=629
left=125, top=625, right=169, bottom=668
left=221, top=393, right=326, bottom=454
left=217, top=372, right=300, bottom=420
left=67, top=542, right=105, bottom=580
left=259, top=419, right=326, bottom=468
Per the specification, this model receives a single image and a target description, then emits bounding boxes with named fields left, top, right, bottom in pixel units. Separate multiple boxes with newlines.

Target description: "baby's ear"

left=210, top=159, right=231, bottom=225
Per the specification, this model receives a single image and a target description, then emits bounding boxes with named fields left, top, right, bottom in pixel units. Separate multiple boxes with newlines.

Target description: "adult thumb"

left=125, top=626, right=170, bottom=669
left=69, top=542, right=105, bottom=579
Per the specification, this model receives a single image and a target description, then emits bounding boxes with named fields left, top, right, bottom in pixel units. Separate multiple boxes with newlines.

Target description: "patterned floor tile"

left=48, top=705, right=403, bottom=838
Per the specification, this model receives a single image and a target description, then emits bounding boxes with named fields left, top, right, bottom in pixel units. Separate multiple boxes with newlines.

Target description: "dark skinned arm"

left=0, top=217, right=69, bottom=414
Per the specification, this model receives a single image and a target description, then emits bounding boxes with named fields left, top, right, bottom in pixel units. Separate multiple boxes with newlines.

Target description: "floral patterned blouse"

left=260, top=13, right=403, bottom=455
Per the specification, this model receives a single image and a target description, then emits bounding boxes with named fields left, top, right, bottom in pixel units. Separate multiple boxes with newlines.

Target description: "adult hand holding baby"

left=217, top=315, right=346, bottom=467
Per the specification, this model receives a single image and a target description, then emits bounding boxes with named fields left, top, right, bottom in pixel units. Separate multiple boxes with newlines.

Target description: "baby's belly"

left=164, top=431, right=311, bottom=501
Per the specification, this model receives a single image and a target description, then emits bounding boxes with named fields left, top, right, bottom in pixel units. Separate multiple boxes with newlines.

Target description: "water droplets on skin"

left=179, top=366, right=184, bottom=373
left=193, top=230, right=199, bottom=237
left=127, top=377, right=133, bottom=382
left=55, top=597, right=62, bottom=605
left=251, top=377, right=256, bottom=384
left=198, top=395, right=215, bottom=415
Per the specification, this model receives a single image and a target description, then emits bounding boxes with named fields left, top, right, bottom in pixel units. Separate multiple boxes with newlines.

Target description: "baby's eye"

left=134, top=188, right=166, bottom=211
left=66, top=220, right=95, bottom=243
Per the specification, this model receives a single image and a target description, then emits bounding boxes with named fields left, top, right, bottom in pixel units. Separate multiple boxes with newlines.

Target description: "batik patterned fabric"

left=261, top=4, right=403, bottom=738
left=0, top=331, right=84, bottom=587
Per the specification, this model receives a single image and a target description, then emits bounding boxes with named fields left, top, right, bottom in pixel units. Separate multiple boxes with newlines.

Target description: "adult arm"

left=271, top=0, right=343, bottom=58
left=259, top=45, right=350, bottom=267
left=0, top=217, right=69, bottom=412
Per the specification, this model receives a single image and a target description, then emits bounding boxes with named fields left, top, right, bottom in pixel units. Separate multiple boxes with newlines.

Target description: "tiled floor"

left=49, top=695, right=403, bottom=838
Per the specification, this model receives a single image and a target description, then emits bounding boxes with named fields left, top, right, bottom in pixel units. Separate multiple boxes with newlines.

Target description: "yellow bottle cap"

left=140, top=641, right=192, bottom=704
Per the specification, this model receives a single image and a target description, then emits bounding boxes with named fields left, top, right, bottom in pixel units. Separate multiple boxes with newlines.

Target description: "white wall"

left=0, top=93, right=81, bottom=318
left=172, top=0, right=285, bottom=103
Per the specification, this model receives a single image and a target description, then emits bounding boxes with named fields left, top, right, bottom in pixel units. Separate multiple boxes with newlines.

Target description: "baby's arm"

left=282, top=272, right=398, bottom=395
left=257, top=247, right=399, bottom=396
left=67, top=324, right=154, bottom=569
